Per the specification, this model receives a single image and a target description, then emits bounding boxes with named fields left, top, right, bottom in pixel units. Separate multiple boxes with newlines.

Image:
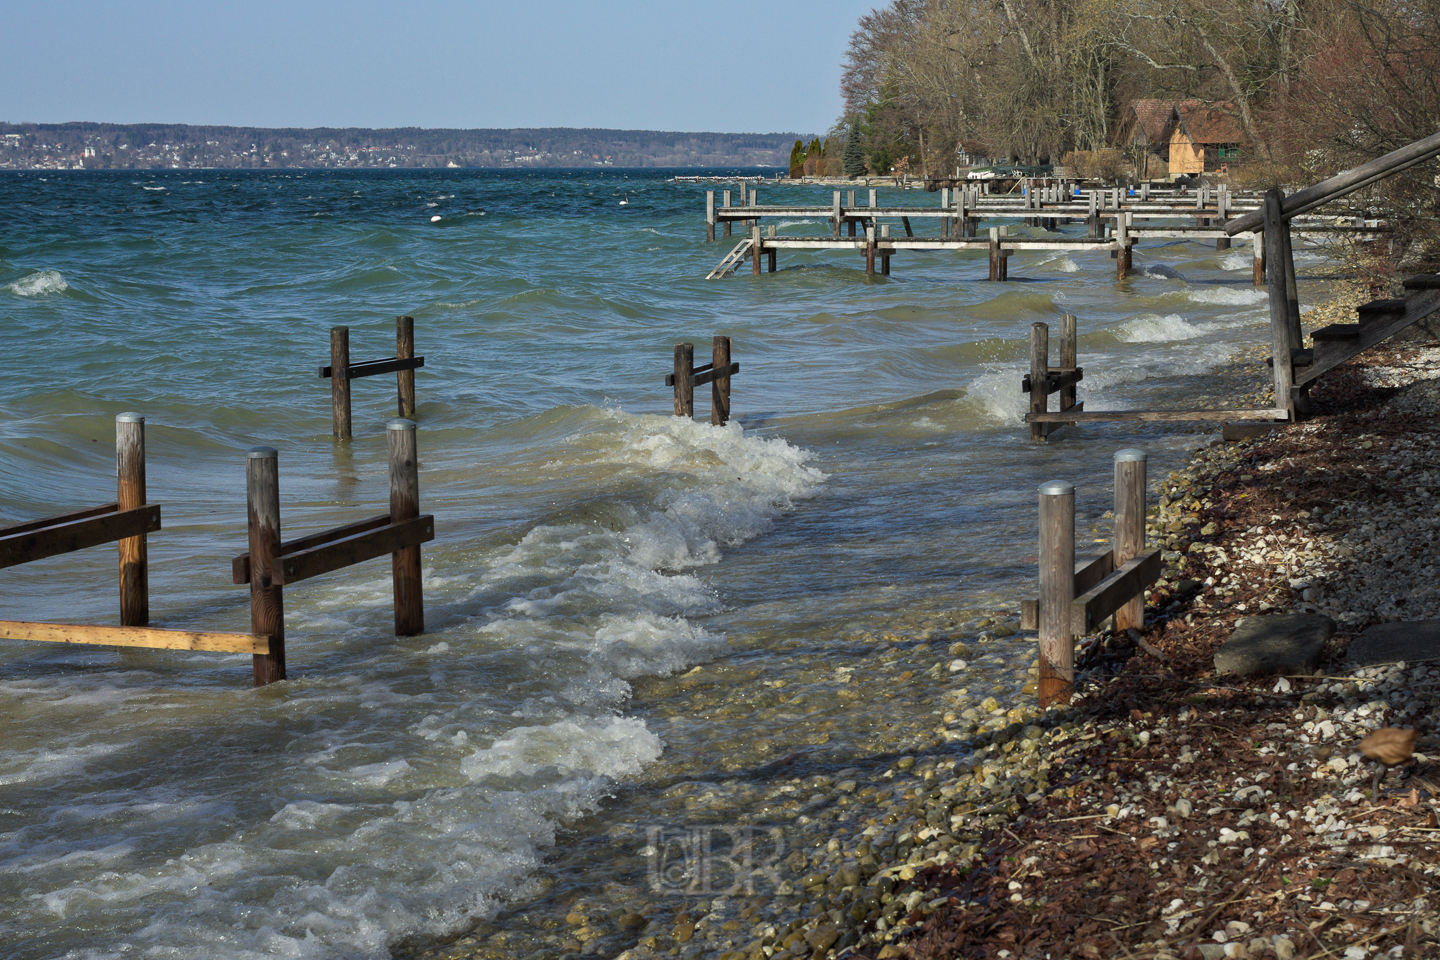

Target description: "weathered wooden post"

left=331, top=326, right=352, bottom=440
left=1029, top=322, right=1049, bottom=442
left=833, top=190, right=842, bottom=238
left=396, top=315, right=417, bottom=418
left=116, top=413, right=148, bottom=627
left=1253, top=233, right=1265, bottom=287
left=673, top=343, right=695, bottom=417
left=1216, top=190, right=1231, bottom=250
left=988, top=226, right=1003, bottom=281
left=711, top=336, right=732, bottom=426
left=1038, top=480, right=1076, bottom=707
left=387, top=419, right=424, bottom=636
left=1116, top=214, right=1132, bottom=280
left=1263, top=188, right=1296, bottom=419
left=869, top=188, right=877, bottom=208
left=706, top=190, right=716, bottom=242
left=1087, top=191, right=1100, bottom=238
left=751, top=224, right=762, bottom=276
left=1059, top=314, right=1078, bottom=416
left=246, top=445, right=285, bottom=686
left=1113, top=449, right=1147, bottom=633
left=880, top=223, right=891, bottom=275
left=722, top=190, right=732, bottom=237
left=865, top=224, right=877, bottom=278
left=766, top=226, right=777, bottom=272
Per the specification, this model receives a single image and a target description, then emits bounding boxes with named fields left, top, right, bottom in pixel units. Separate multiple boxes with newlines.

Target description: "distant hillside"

left=0, top=122, right=806, bottom=170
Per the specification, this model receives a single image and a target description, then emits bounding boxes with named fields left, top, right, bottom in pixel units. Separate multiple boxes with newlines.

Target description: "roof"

left=1173, top=101, right=1245, bottom=145
left=1124, top=100, right=1177, bottom=145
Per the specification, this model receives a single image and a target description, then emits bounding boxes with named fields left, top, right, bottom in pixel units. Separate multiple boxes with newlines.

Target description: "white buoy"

left=430, top=215, right=442, bottom=222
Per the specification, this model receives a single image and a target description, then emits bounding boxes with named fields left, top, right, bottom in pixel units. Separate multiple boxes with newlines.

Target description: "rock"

left=1214, top=613, right=1336, bottom=676
left=672, top=922, right=695, bottom=943
left=618, top=913, right=648, bottom=932
left=806, top=921, right=839, bottom=951
left=1344, top=619, right=1440, bottom=667
left=1274, top=937, right=1297, bottom=960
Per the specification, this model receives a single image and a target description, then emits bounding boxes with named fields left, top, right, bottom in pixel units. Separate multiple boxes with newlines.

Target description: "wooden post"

left=396, top=315, right=417, bottom=418
left=1029, top=322, right=1049, bottom=442
left=751, top=225, right=762, bottom=276
left=989, top=226, right=1000, bottom=281
left=1117, top=214, right=1132, bottom=281
left=869, top=188, right=877, bottom=208
left=711, top=336, right=731, bottom=426
left=1263, top=188, right=1296, bottom=419
left=388, top=419, right=423, bottom=637
left=1216, top=189, right=1231, bottom=249
left=833, top=190, right=842, bottom=238
left=1059, top=313, right=1077, bottom=416
left=673, top=343, right=694, bottom=417
left=1253, top=233, right=1265, bottom=287
left=706, top=190, right=715, bottom=242
left=116, top=412, right=148, bottom=627
left=1087, top=192, right=1099, bottom=238
left=330, top=326, right=352, bottom=440
left=1038, top=480, right=1075, bottom=707
left=722, top=190, right=732, bottom=237
left=1278, top=209, right=1303, bottom=350
left=1113, top=449, right=1147, bottom=633
left=246, top=445, right=285, bottom=686
left=865, top=224, right=876, bottom=278
left=880, top=223, right=891, bottom=275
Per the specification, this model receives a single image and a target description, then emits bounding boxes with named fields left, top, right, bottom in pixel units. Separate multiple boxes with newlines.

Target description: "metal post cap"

left=116, top=412, right=144, bottom=423
left=246, top=445, right=278, bottom=459
left=386, top=419, right=417, bottom=432
left=1038, top=480, right=1075, bottom=496
left=1114, top=448, right=1148, bottom=462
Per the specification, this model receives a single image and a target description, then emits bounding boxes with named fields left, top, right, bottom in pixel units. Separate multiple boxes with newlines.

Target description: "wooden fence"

left=319, top=316, right=425, bottom=439
left=1020, top=449, right=1161, bottom=707
left=1022, top=316, right=1083, bottom=440
left=0, top=414, right=268, bottom=661
left=666, top=337, right=739, bottom=425
left=232, top=419, right=435, bottom=685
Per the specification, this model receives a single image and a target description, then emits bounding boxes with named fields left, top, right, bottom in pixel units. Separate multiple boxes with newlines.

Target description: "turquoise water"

left=1, top=168, right=1296, bottom=959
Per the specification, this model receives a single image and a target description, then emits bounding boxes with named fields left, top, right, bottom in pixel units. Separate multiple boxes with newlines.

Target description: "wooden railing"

left=666, top=337, right=739, bottom=425
left=319, top=316, right=425, bottom=439
left=0, top=413, right=268, bottom=660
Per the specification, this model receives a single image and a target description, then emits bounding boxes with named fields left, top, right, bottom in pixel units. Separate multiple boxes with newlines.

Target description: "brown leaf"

left=1399, top=787, right=1421, bottom=807
left=1359, top=727, right=1418, bottom=766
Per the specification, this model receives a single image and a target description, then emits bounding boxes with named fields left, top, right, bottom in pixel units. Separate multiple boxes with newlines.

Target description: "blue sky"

left=0, top=1, right=880, bottom=135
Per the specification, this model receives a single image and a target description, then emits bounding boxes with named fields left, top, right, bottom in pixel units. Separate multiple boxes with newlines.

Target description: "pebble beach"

left=413, top=289, right=1440, bottom=960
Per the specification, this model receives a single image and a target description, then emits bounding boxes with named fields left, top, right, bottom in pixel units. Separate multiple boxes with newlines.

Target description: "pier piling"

left=246, top=446, right=286, bottom=686
left=388, top=420, right=423, bottom=637
left=116, top=413, right=148, bottom=627
left=1037, top=481, right=1076, bottom=708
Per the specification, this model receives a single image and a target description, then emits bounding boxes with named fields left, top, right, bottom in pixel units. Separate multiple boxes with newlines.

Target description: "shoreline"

left=415, top=291, right=1440, bottom=960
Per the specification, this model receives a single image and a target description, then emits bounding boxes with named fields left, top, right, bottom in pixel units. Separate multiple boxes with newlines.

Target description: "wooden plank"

left=692, top=361, right=739, bottom=388
left=273, top=514, right=435, bottom=585
left=0, top=619, right=270, bottom=654
left=1027, top=408, right=1289, bottom=423
left=1297, top=287, right=1440, bottom=386
left=319, top=356, right=426, bottom=380
left=1021, top=369, right=1083, bottom=394
left=1071, top=548, right=1162, bottom=635
left=1021, top=552, right=1112, bottom=629
left=0, top=504, right=161, bottom=570
left=0, top=502, right=117, bottom=539
left=232, top=514, right=391, bottom=584
left=1227, top=129, right=1440, bottom=233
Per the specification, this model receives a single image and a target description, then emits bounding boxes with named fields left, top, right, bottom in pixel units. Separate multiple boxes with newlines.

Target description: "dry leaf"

left=1398, top=787, right=1420, bottom=808
left=1359, top=727, right=1418, bottom=766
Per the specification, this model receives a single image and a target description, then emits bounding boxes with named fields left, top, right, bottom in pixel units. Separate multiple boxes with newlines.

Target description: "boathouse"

left=1167, top=101, right=1245, bottom=176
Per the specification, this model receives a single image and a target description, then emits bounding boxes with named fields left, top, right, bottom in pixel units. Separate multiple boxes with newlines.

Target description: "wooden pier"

left=702, top=183, right=1389, bottom=281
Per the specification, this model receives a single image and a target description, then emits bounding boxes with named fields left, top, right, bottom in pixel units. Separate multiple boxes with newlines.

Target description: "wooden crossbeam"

left=232, top=514, right=391, bottom=584
left=0, top=620, right=269, bottom=654
left=1021, top=368, right=1083, bottom=395
left=666, top=361, right=739, bottom=387
left=0, top=504, right=161, bottom=570
left=1026, top=407, right=1289, bottom=423
left=273, top=514, right=435, bottom=585
left=1072, top=548, right=1162, bottom=634
left=318, top=356, right=425, bottom=380
left=1021, top=551, right=1114, bottom=629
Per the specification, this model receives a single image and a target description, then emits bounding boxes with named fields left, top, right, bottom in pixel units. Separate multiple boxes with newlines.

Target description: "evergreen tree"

left=789, top=139, right=805, bottom=177
left=843, top=124, right=866, bottom=176
left=807, top=137, right=823, bottom=161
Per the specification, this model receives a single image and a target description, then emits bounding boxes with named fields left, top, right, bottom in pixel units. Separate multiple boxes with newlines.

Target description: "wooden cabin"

left=1167, top=102, right=1245, bottom=176
left=1117, top=99, right=1246, bottom=178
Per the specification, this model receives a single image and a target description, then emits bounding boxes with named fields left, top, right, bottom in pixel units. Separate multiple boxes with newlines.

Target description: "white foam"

left=1118, top=313, right=1204, bottom=343
left=6, top=269, right=68, bottom=296
left=1220, top=251, right=1252, bottom=271
left=1056, top=257, right=1080, bottom=273
left=1188, top=286, right=1268, bottom=306
left=965, top=366, right=1030, bottom=424
left=461, top=716, right=662, bottom=783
